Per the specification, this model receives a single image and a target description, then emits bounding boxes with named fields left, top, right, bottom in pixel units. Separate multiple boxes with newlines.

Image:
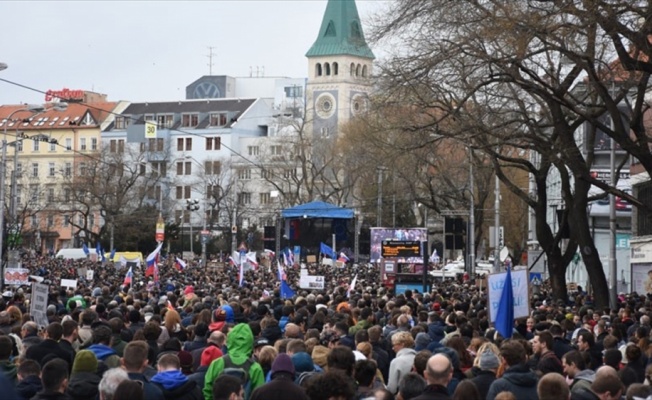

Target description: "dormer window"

left=209, top=112, right=228, bottom=127
left=156, top=114, right=174, bottom=129
left=182, top=113, right=199, bottom=128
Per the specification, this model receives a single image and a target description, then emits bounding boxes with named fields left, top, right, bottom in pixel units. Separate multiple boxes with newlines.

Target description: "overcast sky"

left=0, top=0, right=389, bottom=105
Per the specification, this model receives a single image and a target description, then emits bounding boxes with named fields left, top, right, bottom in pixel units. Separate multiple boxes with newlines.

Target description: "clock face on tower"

left=315, top=93, right=337, bottom=119
left=193, top=81, right=221, bottom=99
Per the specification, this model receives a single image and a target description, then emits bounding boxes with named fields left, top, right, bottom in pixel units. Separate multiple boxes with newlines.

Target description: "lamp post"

left=186, top=199, right=199, bottom=255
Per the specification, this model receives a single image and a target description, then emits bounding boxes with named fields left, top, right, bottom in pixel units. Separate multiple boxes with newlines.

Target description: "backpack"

left=221, top=354, right=255, bottom=398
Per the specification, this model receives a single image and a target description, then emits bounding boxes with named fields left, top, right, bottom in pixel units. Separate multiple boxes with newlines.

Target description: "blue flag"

left=320, top=242, right=336, bottom=258
left=109, top=248, right=116, bottom=261
left=280, top=280, right=295, bottom=299
left=82, top=243, right=90, bottom=256
left=495, top=267, right=514, bottom=339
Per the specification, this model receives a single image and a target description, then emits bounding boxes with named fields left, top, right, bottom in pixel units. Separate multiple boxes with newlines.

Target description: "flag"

left=166, top=300, right=175, bottom=311
left=238, top=260, right=244, bottom=287
left=277, top=262, right=286, bottom=282
left=82, top=243, right=90, bottom=256
left=175, top=257, right=187, bottom=271
left=429, top=249, right=440, bottom=264
left=145, top=242, right=163, bottom=277
left=320, top=242, right=336, bottom=258
left=264, top=249, right=275, bottom=259
left=123, top=267, right=133, bottom=286
left=228, top=256, right=238, bottom=267
left=280, top=280, right=295, bottom=299
left=246, top=252, right=259, bottom=269
left=337, top=252, right=350, bottom=263
left=109, top=248, right=116, bottom=261
left=495, top=267, right=515, bottom=339
left=95, top=242, right=102, bottom=260
left=347, top=274, right=358, bottom=298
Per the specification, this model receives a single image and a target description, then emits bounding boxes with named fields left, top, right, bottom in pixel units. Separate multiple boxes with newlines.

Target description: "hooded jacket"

left=15, top=374, right=42, bottom=400
left=151, top=370, right=203, bottom=400
left=0, top=359, right=17, bottom=384
left=86, top=344, right=120, bottom=368
left=202, top=323, right=264, bottom=400
left=486, top=363, right=539, bottom=400
left=570, top=369, right=596, bottom=395
left=66, top=371, right=101, bottom=400
left=387, top=347, right=417, bottom=394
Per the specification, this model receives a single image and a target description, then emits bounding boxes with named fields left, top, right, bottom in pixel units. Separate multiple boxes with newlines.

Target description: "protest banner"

left=4, top=268, right=29, bottom=286
left=61, top=279, right=78, bottom=289
left=299, top=274, right=325, bottom=290
left=30, top=282, right=49, bottom=328
left=487, top=268, right=530, bottom=322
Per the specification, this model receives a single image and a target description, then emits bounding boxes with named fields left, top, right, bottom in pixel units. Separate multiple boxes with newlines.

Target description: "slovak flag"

left=145, top=242, right=163, bottom=278
left=264, top=249, right=275, bottom=259
left=238, top=260, right=244, bottom=287
left=123, top=267, right=133, bottom=286
left=277, top=262, right=287, bottom=282
left=338, top=252, right=350, bottom=263
left=347, top=274, right=358, bottom=298
left=175, top=257, right=187, bottom=271
left=246, top=252, right=259, bottom=269
left=228, top=256, right=238, bottom=267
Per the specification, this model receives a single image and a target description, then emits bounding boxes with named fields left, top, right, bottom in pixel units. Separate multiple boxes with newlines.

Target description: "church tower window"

left=362, top=65, right=368, bottom=77
left=350, top=63, right=355, bottom=77
left=316, top=63, right=323, bottom=77
left=325, top=62, right=331, bottom=76
left=333, top=62, right=339, bottom=75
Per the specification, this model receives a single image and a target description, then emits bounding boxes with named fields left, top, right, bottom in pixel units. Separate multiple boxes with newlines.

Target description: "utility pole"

left=186, top=199, right=199, bottom=255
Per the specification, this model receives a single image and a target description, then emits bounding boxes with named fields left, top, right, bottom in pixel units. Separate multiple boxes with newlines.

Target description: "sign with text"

left=487, top=269, right=530, bottom=322
left=30, top=283, right=49, bottom=328
left=299, top=274, right=325, bottom=290
left=61, top=279, right=78, bottom=289
left=381, top=240, right=421, bottom=259
left=145, top=121, right=157, bottom=139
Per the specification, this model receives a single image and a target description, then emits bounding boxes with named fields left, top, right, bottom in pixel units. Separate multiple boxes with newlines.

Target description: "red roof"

left=0, top=102, right=117, bottom=131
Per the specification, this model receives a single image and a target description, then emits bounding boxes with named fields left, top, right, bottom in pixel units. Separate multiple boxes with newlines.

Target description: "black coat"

left=250, top=375, right=310, bottom=400
left=154, top=380, right=203, bottom=400
left=16, top=375, right=42, bottom=400
left=411, top=384, right=451, bottom=400
left=469, top=369, right=496, bottom=400
left=29, top=390, right=73, bottom=400
left=25, top=339, right=72, bottom=367
left=66, top=372, right=100, bottom=400
left=552, top=336, right=574, bottom=361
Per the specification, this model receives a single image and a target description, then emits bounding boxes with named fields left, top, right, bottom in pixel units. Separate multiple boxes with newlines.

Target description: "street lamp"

left=186, top=199, right=200, bottom=255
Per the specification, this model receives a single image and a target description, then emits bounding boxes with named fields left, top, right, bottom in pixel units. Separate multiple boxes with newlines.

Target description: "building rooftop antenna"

left=206, top=46, right=216, bottom=75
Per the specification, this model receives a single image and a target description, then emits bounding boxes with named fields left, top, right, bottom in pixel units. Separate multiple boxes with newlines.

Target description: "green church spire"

left=306, top=0, right=375, bottom=59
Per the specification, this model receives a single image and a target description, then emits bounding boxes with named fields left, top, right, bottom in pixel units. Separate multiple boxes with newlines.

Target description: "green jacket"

left=203, top=323, right=264, bottom=400
left=349, top=319, right=372, bottom=336
left=0, top=360, right=17, bottom=384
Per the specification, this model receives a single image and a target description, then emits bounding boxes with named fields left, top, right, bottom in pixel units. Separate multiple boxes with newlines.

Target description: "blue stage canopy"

left=281, top=201, right=354, bottom=219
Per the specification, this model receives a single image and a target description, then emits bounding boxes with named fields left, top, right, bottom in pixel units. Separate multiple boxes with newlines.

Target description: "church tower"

left=306, top=0, right=375, bottom=139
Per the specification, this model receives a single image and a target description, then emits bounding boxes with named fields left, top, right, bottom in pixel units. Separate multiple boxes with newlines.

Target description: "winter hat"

left=184, top=286, right=194, bottom=295
left=72, top=350, right=98, bottom=374
left=92, top=287, right=102, bottom=297
left=291, top=352, right=314, bottom=373
left=253, top=338, right=269, bottom=349
left=221, top=305, right=235, bottom=323
left=479, top=350, right=500, bottom=370
left=213, top=308, right=227, bottom=322
left=178, top=350, right=193, bottom=375
left=311, top=345, right=330, bottom=369
left=415, top=333, right=431, bottom=351
left=271, top=353, right=295, bottom=377
left=201, top=346, right=223, bottom=367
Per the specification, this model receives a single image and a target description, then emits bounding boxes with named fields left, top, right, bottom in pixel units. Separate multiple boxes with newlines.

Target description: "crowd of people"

left=0, top=252, right=649, bottom=400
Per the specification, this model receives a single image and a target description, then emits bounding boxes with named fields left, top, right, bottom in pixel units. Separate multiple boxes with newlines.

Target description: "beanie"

left=201, top=346, right=223, bottom=367
left=291, top=352, right=314, bottom=373
left=72, top=350, right=98, bottom=374
left=271, top=353, right=295, bottom=377
left=479, top=350, right=500, bottom=370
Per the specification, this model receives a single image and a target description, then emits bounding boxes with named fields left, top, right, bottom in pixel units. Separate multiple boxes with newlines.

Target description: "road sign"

left=201, top=230, right=210, bottom=244
left=381, top=240, right=421, bottom=258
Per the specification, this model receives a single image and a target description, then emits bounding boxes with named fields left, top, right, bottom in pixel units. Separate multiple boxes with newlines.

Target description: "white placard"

left=4, top=268, right=29, bottom=286
left=299, top=274, right=325, bottom=290
left=30, top=282, right=49, bottom=328
left=86, top=270, right=94, bottom=280
left=77, top=267, right=87, bottom=278
left=61, top=279, right=78, bottom=289
left=487, top=269, right=530, bottom=322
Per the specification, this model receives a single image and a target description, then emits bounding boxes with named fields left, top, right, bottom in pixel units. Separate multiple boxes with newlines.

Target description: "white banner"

left=299, top=274, right=325, bottom=290
left=61, top=279, right=78, bottom=289
left=4, top=268, right=29, bottom=286
left=487, top=269, right=530, bottom=322
left=30, top=283, right=49, bottom=328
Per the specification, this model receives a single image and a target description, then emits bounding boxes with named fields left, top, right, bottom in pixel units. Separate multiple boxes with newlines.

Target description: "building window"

left=80, top=138, right=87, bottom=151
left=151, top=162, right=167, bottom=177
left=209, top=113, right=228, bottom=127
left=238, top=168, right=251, bottom=180
left=16, top=163, right=22, bottom=178
left=270, top=145, right=282, bottom=156
left=91, top=138, right=98, bottom=150
left=30, top=184, right=39, bottom=202
left=181, top=113, right=199, bottom=127
left=260, top=192, right=271, bottom=204
left=79, top=162, right=87, bottom=176
left=177, top=137, right=193, bottom=151
left=47, top=215, right=54, bottom=228
left=31, top=214, right=38, bottom=228
left=148, top=138, right=163, bottom=152
left=33, top=140, right=40, bottom=152
left=248, top=146, right=260, bottom=156
left=261, top=169, right=272, bottom=180
left=284, top=86, right=303, bottom=98
left=110, top=139, right=125, bottom=153
left=49, top=141, right=56, bottom=151
left=156, top=114, right=174, bottom=129
left=283, top=169, right=295, bottom=178
left=316, top=63, right=322, bottom=77
left=147, top=185, right=161, bottom=201
left=638, top=182, right=652, bottom=236
left=206, top=137, right=221, bottom=150
left=333, top=62, right=339, bottom=75
left=325, top=62, right=331, bottom=76
left=207, top=184, right=221, bottom=199
left=238, top=192, right=251, bottom=205
left=65, top=138, right=72, bottom=151
left=205, top=161, right=221, bottom=175
left=47, top=188, right=55, bottom=203
left=63, top=215, right=70, bottom=227
left=362, top=65, right=368, bottom=77
left=176, top=186, right=191, bottom=199
left=17, top=141, right=23, bottom=152
left=64, top=162, right=72, bottom=177
left=176, top=162, right=191, bottom=176
left=32, top=163, right=38, bottom=178
left=49, top=162, right=55, bottom=177
left=64, top=188, right=71, bottom=202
